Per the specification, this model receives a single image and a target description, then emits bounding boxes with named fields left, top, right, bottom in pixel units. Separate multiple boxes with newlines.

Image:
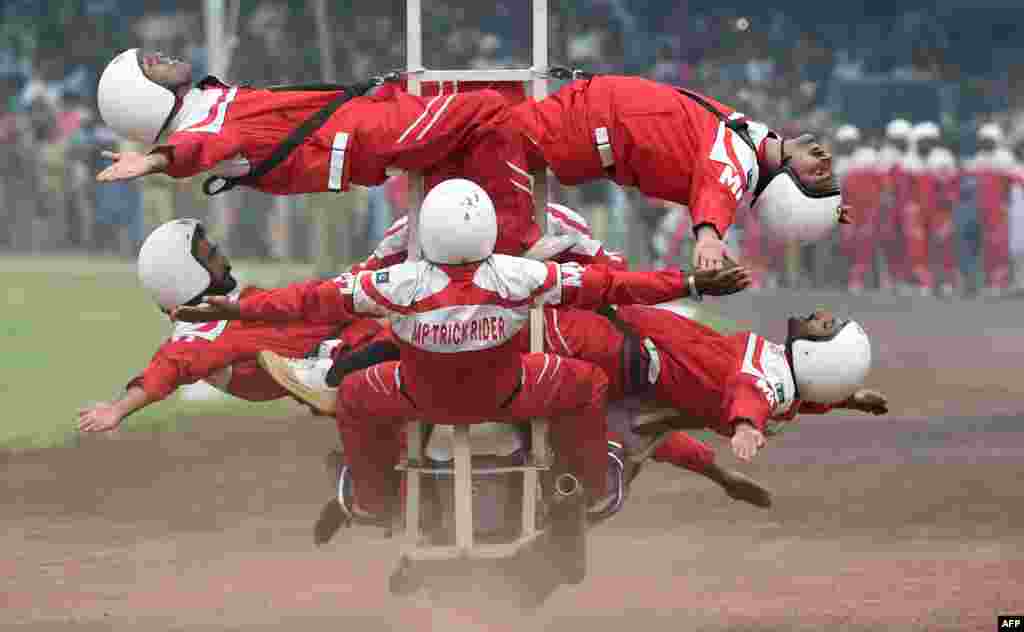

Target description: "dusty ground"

left=4, top=291, right=1023, bottom=631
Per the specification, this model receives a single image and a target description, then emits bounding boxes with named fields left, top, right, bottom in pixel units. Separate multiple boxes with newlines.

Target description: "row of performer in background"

left=653, top=120, right=1024, bottom=298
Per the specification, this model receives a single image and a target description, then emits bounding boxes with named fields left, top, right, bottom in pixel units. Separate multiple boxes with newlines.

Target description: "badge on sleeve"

left=375, top=271, right=390, bottom=284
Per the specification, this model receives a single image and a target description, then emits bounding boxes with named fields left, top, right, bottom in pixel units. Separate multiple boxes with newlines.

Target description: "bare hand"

left=693, top=230, right=727, bottom=270
left=78, top=402, right=124, bottom=433
left=170, top=296, right=242, bottom=323
left=838, top=204, right=854, bottom=225
left=731, top=423, right=766, bottom=461
left=96, top=150, right=164, bottom=182
left=848, top=389, right=888, bottom=415
left=692, top=261, right=753, bottom=296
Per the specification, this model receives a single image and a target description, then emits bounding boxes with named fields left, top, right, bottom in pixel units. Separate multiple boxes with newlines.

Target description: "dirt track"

left=4, top=291, right=1023, bottom=630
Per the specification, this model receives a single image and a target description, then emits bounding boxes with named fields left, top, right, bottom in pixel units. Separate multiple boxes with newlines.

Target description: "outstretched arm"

left=173, top=276, right=368, bottom=324
left=556, top=261, right=751, bottom=309
left=78, top=386, right=160, bottom=433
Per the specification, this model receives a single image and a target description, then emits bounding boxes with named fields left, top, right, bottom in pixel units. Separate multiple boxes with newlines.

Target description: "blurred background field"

left=0, top=255, right=322, bottom=448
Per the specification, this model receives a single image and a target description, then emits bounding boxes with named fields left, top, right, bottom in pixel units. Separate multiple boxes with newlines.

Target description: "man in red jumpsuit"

left=839, top=131, right=884, bottom=294
left=76, top=218, right=383, bottom=433
left=968, top=123, right=1015, bottom=296
left=173, top=179, right=752, bottom=528
left=905, top=122, right=961, bottom=296
left=92, top=48, right=540, bottom=255
left=273, top=302, right=886, bottom=519
left=878, top=119, right=914, bottom=292
left=503, top=74, right=844, bottom=270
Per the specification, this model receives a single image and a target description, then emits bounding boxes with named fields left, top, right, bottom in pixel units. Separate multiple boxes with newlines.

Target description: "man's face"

left=916, top=138, right=940, bottom=158
left=784, top=133, right=837, bottom=194
left=194, top=236, right=236, bottom=293
left=834, top=139, right=857, bottom=157
left=978, top=138, right=998, bottom=154
left=887, top=136, right=909, bottom=154
left=138, top=50, right=192, bottom=91
left=787, top=308, right=840, bottom=342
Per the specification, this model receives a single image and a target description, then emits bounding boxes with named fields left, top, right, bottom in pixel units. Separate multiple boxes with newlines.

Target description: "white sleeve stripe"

left=505, top=160, right=534, bottom=184
left=327, top=132, right=349, bottom=191
left=510, top=180, right=532, bottom=195
left=536, top=354, right=552, bottom=384
left=741, top=333, right=765, bottom=379
left=416, top=94, right=456, bottom=141
left=551, top=309, right=571, bottom=355
left=397, top=95, right=442, bottom=144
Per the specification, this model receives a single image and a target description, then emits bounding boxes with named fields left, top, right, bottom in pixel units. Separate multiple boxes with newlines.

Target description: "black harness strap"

left=202, top=71, right=402, bottom=196
left=598, top=305, right=652, bottom=396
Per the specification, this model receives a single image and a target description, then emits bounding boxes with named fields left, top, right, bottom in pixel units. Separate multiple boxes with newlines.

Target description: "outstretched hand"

left=78, top=401, right=124, bottom=433
left=96, top=151, right=166, bottom=182
left=693, top=232, right=728, bottom=270
left=171, top=296, right=242, bottom=323
left=846, top=388, right=888, bottom=415
left=692, top=257, right=753, bottom=296
left=731, top=422, right=766, bottom=461
left=837, top=204, right=854, bottom=225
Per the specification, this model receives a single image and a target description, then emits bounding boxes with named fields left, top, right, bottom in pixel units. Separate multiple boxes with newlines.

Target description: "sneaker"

left=314, top=451, right=391, bottom=545
left=587, top=441, right=626, bottom=524
left=258, top=350, right=337, bottom=414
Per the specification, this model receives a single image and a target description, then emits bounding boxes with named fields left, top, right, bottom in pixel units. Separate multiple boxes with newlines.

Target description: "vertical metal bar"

left=524, top=0, right=550, bottom=537
left=404, top=421, right=424, bottom=545
left=405, top=0, right=424, bottom=261
left=453, top=425, right=474, bottom=552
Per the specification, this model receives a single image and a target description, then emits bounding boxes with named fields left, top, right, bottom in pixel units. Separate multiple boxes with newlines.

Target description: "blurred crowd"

left=3, top=0, right=1024, bottom=297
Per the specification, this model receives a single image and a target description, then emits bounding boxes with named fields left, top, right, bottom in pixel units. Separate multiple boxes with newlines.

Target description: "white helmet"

left=835, top=124, right=860, bottom=143
left=912, top=121, right=941, bottom=142
left=885, top=118, right=912, bottom=140
left=97, top=49, right=177, bottom=144
left=752, top=169, right=843, bottom=243
left=978, top=122, right=1004, bottom=143
left=788, top=318, right=872, bottom=404
left=418, top=179, right=497, bottom=264
left=138, top=219, right=213, bottom=310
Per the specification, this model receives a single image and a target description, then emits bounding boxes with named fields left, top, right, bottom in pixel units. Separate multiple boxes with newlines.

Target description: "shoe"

left=314, top=451, right=391, bottom=545
left=705, top=463, right=773, bottom=508
left=258, top=351, right=336, bottom=414
left=587, top=441, right=626, bottom=524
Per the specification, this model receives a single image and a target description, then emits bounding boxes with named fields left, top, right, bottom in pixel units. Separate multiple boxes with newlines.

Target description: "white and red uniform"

left=965, top=148, right=1015, bottom=290
left=841, top=146, right=884, bottom=290
left=878, top=144, right=913, bottom=287
left=907, top=148, right=960, bottom=290
left=231, top=258, right=692, bottom=514
left=160, top=79, right=539, bottom=254
left=506, top=75, right=776, bottom=245
left=351, top=202, right=626, bottom=274
left=128, top=286, right=382, bottom=402
left=520, top=304, right=836, bottom=472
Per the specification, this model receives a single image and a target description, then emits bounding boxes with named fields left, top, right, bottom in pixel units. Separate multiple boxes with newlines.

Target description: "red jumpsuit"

left=967, top=149, right=1015, bottom=290
left=878, top=147, right=913, bottom=287
left=229, top=259, right=692, bottom=514
left=521, top=304, right=835, bottom=471
left=506, top=75, right=777, bottom=242
left=128, top=286, right=382, bottom=402
left=161, top=78, right=538, bottom=254
left=350, top=202, right=626, bottom=273
left=842, top=147, right=884, bottom=290
left=907, top=148, right=960, bottom=290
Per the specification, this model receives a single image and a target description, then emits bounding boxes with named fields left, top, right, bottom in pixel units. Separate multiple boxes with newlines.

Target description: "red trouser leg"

left=934, top=206, right=961, bottom=287
left=983, top=204, right=1010, bottom=288
left=502, top=354, right=609, bottom=499
left=652, top=432, right=715, bottom=474
left=850, top=203, right=880, bottom=288
left=335, top=356, right=609, bottom=514
left=335, top=362, right=415, bottom=515
left=904, top=203, right=934, bottom=288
